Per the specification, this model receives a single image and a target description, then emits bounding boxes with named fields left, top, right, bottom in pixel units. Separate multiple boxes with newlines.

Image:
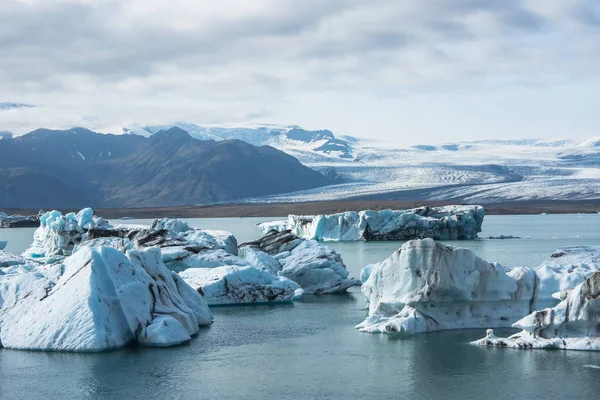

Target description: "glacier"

left=0, top=247, right=212, bottom=352
left=356, top=239, right=600, bottom=335
left=240, top=230, right=360, bottom=294
left=258, top=205, right=485, bottom=241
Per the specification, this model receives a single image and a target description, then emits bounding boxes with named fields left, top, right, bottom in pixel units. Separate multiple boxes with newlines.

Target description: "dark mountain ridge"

left=0, top=127, right=332, bottom=208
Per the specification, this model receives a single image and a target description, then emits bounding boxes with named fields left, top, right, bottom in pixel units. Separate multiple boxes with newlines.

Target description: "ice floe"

left=259, top=205, right=485, bottom=241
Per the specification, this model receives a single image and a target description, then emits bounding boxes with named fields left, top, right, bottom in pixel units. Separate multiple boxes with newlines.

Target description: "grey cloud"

left=1, top=0, right=599, bottom=134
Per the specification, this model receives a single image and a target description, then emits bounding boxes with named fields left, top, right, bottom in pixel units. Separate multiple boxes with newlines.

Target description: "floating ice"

left=180, top=266, right=302, bottom=306
left=357, top=239, right=600, bottom=335
left=23, top=208, right=112, bottom=261
left=472, top=270, right=600, bottom=351
left=258, top=205, right=485, bottom=241
left=0, top=247, right=212, bottom=352
left=240, top=230, right=360, bottom=294
left=0, top=210, right=40, bottom=228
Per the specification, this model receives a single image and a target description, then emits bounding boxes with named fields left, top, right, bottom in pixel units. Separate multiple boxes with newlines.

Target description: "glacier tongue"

left=259, top=205, right=485, bottom=241
left=0, top=247, right=212, bottom=352
left=357, top=239, right=600, bottom=335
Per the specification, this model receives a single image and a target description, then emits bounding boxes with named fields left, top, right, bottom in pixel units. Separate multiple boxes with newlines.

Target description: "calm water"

left=1, top=214, right=600, bottom=400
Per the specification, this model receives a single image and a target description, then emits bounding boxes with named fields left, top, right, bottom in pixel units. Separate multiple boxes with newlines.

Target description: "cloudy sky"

left=1, top=0, right=599, bottom=142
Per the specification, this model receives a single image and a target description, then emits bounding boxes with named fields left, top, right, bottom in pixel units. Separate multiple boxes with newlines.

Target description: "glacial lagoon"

left=1, top=214, right=600, bottom=399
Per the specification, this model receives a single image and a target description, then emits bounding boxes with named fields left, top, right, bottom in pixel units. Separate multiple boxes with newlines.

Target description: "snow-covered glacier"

left=357, top=239, right=600, bottom=335
left=258, top=205, right=485, bottom=241
left=0, top=247, right=212, bottom=352
left=240, top=230, right=360, bottom=294
left=473, top=270, right=600, bottom=351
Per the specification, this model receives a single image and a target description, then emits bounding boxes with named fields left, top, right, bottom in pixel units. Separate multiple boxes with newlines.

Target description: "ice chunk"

left=240, top=247, right=281, bottom=274
left=164, top=248, right=248, bottom=273
left=0, top=250, right=30, bottom=268
left=183, top=229, right=238, bottom=255
left=473, top=270, right=600, bottom=351
left=0, top=210, right=39, bottom=228
left=356, top=239, right=535, bottom=334
left=240, top=230, right=360, bottom=294
left=258, top=205, right=485, bottom=241
left=357, top=240, right=600, bottom=335
left=179, top=266, right=302, bottom=306
left=0, top=241, right=6, bottom=250
left=0, top=247, right=212, bottom=352
left=23, top=208, right=113, bottom=262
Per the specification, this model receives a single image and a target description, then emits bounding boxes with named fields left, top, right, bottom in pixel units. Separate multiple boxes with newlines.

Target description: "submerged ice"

left=259, top=205, right=485, bottom=241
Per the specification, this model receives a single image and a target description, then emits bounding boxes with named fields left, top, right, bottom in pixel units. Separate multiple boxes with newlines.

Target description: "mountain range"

left=0, top=127, right=331, bottom=208
left=2, top=122, right=600, bottom=208
left=122, top=123, right=600, bottom=204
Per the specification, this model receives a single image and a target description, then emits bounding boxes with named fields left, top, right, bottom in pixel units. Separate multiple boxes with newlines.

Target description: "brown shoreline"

left=4, top=199, right=600, bottom=219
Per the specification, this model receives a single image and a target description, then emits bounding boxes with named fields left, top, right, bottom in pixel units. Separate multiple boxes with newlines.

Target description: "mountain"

left=0, top=127, right=331, bottom=208
left=138, top=123, right=356, bottom=161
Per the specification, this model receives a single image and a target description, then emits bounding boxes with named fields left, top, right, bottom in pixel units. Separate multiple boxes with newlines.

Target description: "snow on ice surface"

left=0, top=247, right=212, bottom=352
left=259, top=205, right=484, bottom=241
left=0, top=250, right=30, bottom=268
left=473, top=270, right=600, bottom=351
left=357, top=239, right=600, bottom=335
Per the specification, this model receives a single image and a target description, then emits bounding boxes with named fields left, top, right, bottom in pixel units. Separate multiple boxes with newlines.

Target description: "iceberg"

left=258, top=205, right=485, bottom=241
left=0, top=247, right=212, bottom=352
left=472, top=271, right=600, bottom=351
left=179, top=266, right=302, bottom=306
left=0, top=240, right=6, bottom=250
left=0, top=210, right=40, bottom=228
left=23, top=208, right=112, bottom=262
left=356, top=239, right=600, bottom=335
left=240, top=230, right=360, bottom=294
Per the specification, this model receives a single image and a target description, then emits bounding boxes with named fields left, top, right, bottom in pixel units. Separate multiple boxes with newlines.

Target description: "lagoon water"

left=1, top=215, right=600, bottom=399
